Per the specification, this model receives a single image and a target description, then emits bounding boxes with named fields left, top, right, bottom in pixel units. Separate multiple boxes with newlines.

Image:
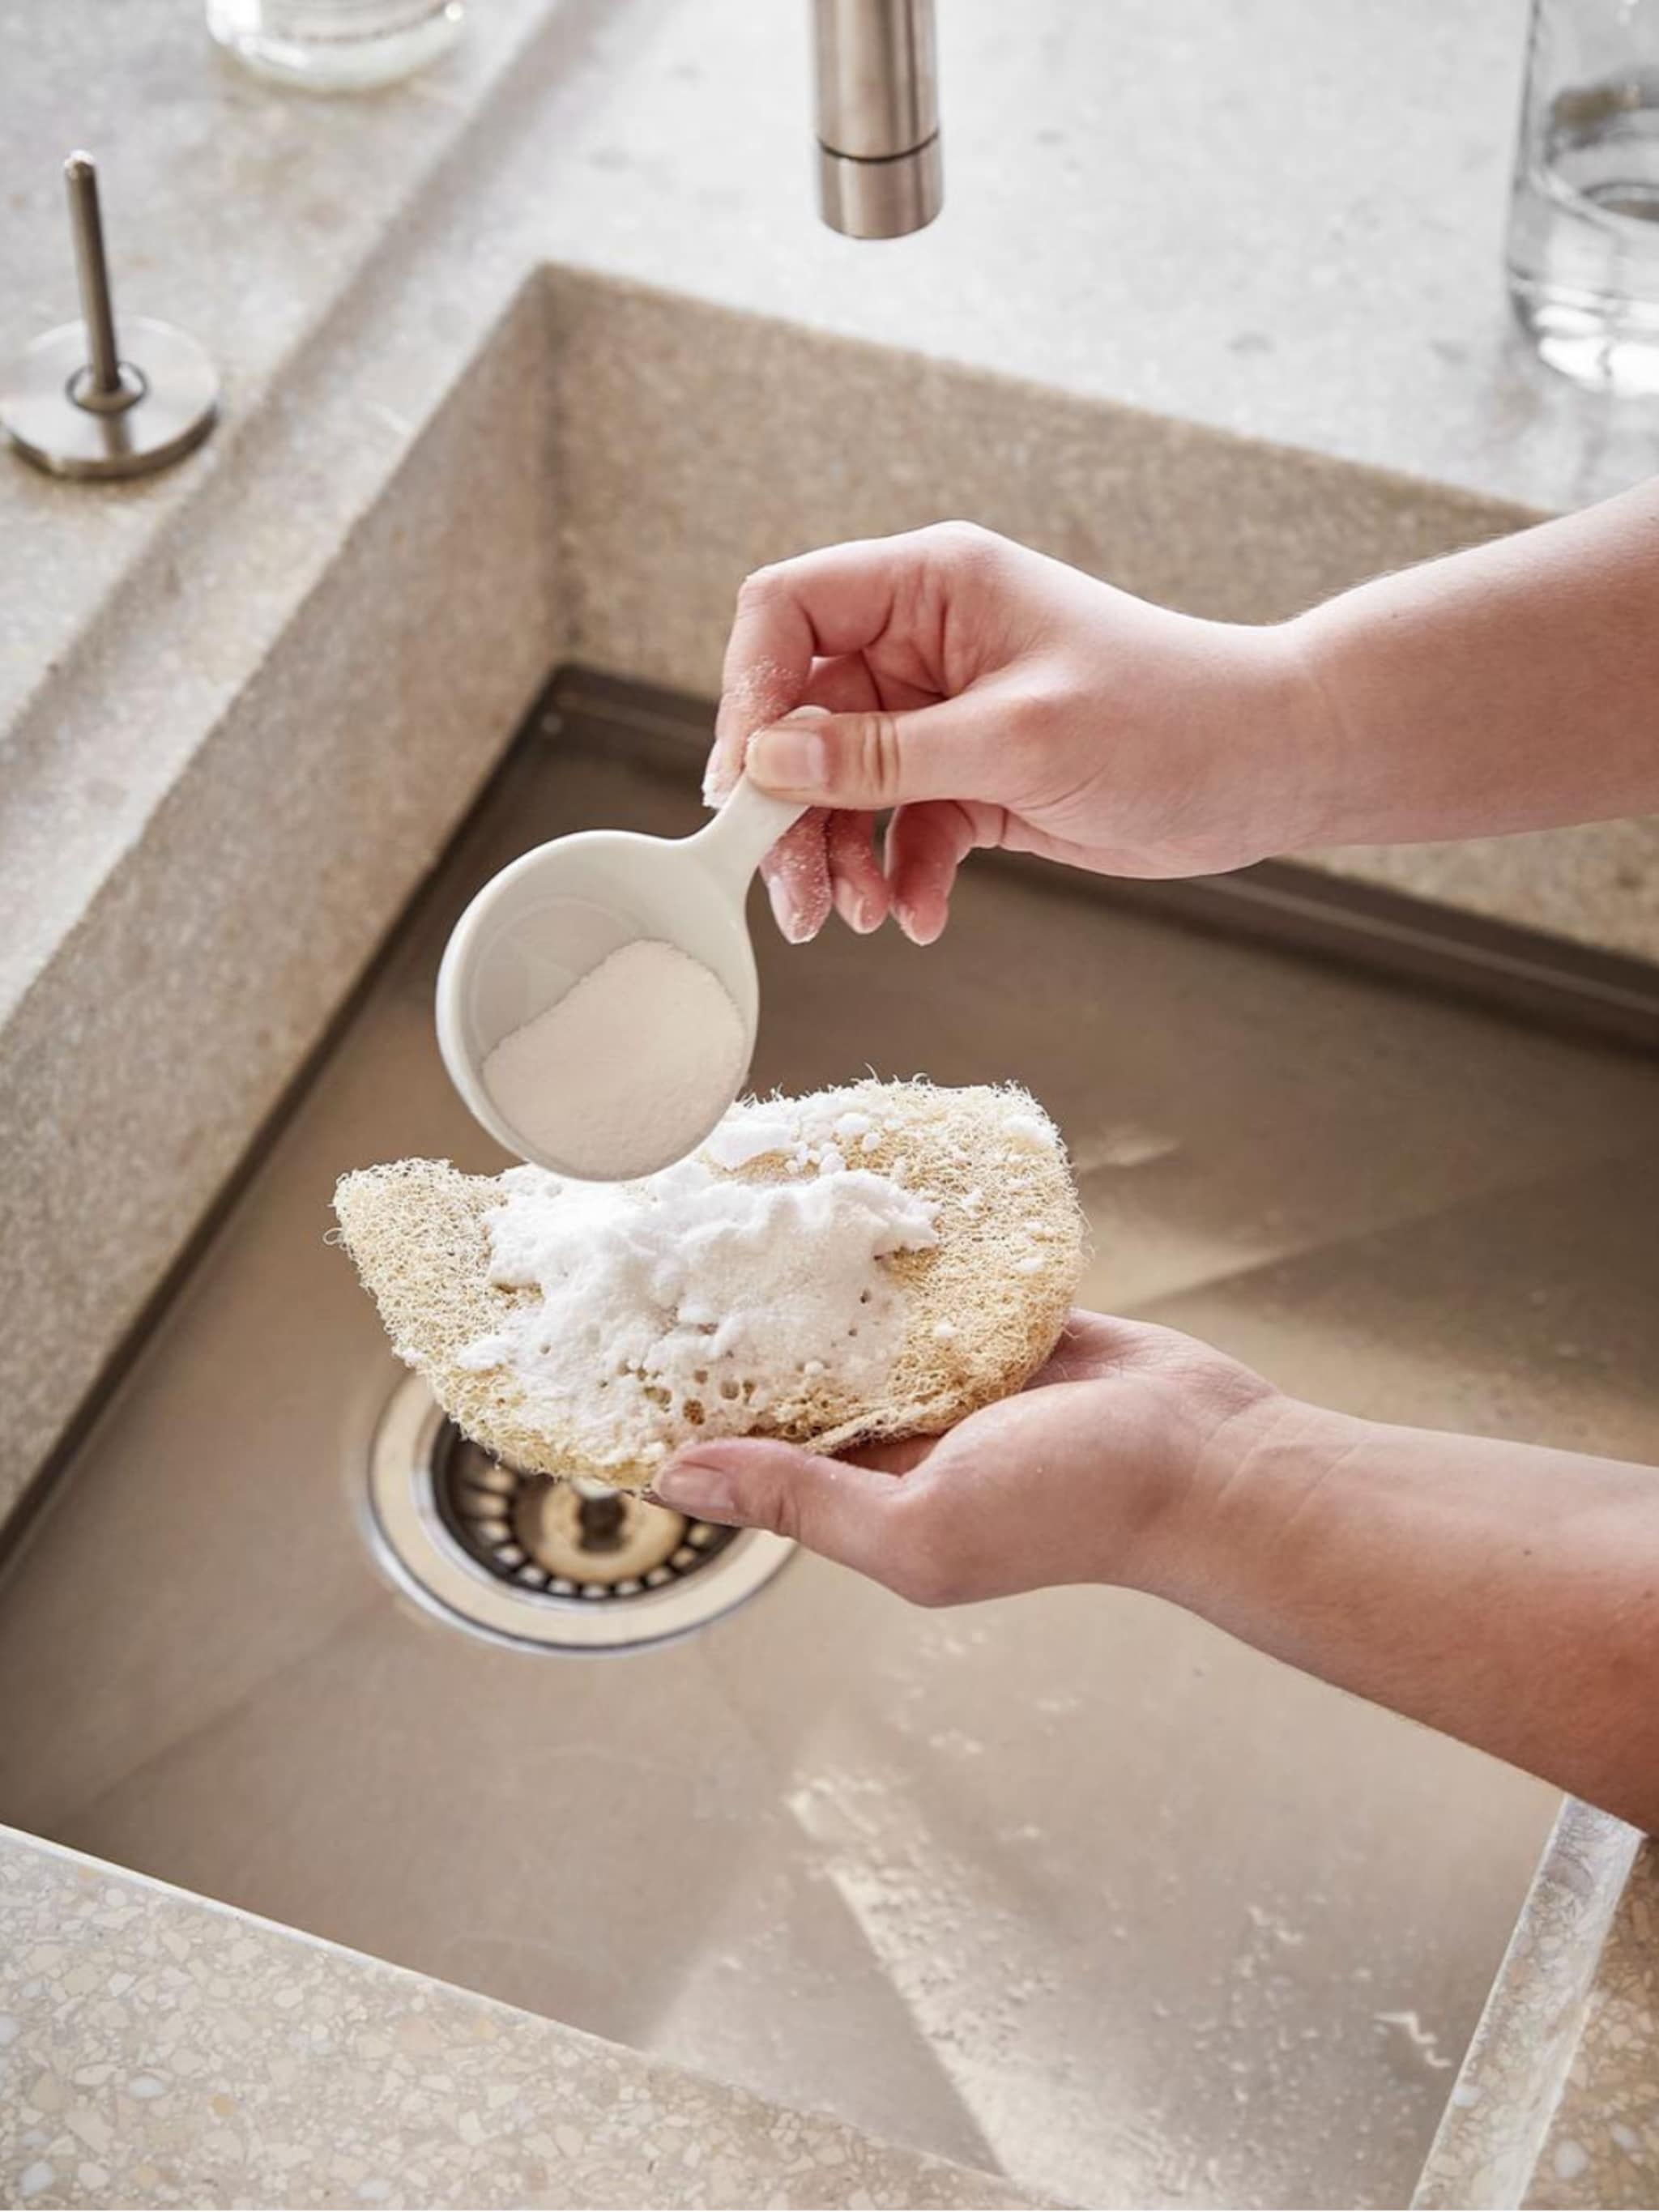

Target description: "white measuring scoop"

left=435, top=777, right=807, bottom=1176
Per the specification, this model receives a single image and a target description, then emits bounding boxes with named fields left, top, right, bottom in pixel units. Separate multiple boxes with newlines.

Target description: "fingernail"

left=768, top=873, right=817, bottom=944
left=702, top=754, right=739, bottom=806
left=750, top=724, right=829, bottom=797
left=653, top=1460, right=739, bottom=1516
left=832, top=878, right=880, bottom=934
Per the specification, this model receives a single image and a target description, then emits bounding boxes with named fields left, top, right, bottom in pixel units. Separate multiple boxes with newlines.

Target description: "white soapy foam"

left=458, top=1097, right=940, bottom=1470
left=482, top=939, right=745, bottom=1182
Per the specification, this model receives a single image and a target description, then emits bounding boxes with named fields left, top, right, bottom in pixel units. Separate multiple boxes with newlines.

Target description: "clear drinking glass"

left=1507, top=0, right=1659, bottom=391
left=206, top=0, right=464, bottom=92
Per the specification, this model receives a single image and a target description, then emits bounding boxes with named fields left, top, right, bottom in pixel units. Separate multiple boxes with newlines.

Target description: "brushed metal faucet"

left=814, top=0, right=941, bottom=238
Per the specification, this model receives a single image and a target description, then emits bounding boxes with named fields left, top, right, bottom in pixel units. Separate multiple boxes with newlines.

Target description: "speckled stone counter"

left=1528, top=1843, right=1659, bottom=2210
left=1415, top=1804, right=1651, bottom=2210
left=7, top=0, right=1659, bottom=1540
left=5, top=4, right=1659, bottom=2207
left=0, top=1827, right=1038, bottom=2211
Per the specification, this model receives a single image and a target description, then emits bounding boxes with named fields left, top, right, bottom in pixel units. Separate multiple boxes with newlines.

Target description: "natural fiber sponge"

left=333, top=1080, right=1085, bottom=1489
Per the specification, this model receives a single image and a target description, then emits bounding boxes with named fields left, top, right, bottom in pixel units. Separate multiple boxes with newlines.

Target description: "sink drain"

left=365, top=1372, right=792, bottom=1652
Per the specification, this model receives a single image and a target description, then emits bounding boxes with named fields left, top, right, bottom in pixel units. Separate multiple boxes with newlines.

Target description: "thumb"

left=745, top=695, right=997, bottom=812
left=651, top=1438, right=905, bottom=1579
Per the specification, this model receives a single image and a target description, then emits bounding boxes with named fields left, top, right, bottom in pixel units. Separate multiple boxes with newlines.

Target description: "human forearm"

left=656, top=1310, right=1659, bottom=1824
left=708, top=492, right=1659, bottom=942
left=1149, top=1396, right=1659, bottom=1831
left=1288, top=477, right=1659, bottom=849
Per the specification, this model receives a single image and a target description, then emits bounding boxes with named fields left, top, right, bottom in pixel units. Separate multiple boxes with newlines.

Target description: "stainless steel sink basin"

left=6, top=675, right=1659, bottom=2207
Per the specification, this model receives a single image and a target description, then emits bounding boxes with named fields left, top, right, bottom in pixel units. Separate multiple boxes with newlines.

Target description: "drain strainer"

left=365, top=1372, right=792, bottom=1652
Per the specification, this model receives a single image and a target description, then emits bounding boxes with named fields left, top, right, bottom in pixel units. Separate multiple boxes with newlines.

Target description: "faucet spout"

left=813, top=0, right=942, bottom=239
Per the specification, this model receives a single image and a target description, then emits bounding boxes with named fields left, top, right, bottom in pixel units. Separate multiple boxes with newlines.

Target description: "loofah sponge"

left=333, top=1080, right=1085, bottom=1489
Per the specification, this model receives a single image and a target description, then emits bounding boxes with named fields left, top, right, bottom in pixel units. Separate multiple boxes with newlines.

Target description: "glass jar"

left=207, top=0, right=464, bottom=92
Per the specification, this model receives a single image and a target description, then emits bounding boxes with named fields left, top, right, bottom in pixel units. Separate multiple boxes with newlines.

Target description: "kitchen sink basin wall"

left=0, top=279, right=563, bottom=1529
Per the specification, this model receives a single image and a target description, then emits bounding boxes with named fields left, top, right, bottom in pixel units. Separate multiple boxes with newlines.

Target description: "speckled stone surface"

left=0, top=1826, right=1038, bottom=2212
left=4, top=6, right=1659, bottom=2206
left=0, top=277, right=563, bottom=1524
left=0, top=228, right=1570, bottom=1536
left=1414, top=1802, right=1644, bottom=2210
left=1527, top=1845, right=1659, bottom=2211
left=6, top=0, right=1657, bottom=738
left=6, top=0, right=1659, bottom=1531
left=545, top=276, right=1534, bottom=661
left=544, top=271, right=1659, bottom=981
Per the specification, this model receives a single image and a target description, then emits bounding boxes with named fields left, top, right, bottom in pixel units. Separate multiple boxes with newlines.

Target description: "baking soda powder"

left=482, top=938, right=747, bottom=1181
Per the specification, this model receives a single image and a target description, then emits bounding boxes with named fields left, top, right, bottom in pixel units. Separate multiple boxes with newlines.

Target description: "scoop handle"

left=688, top=776, right=808, bottom=895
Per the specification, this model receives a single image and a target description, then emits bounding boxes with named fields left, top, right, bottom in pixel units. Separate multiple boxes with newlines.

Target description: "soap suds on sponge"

left=457, top=1100, right=940, bottom=1468
left=482, top=938, right=745, bottom=1182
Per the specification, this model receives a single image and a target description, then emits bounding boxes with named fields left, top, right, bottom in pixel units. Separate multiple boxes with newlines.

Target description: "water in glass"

left=1508, top=1, right=1659, bottom=392
left=206, top=0, right=463, bottom=92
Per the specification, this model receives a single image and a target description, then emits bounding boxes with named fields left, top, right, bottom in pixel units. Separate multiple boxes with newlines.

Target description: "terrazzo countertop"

left=1530, top=1844, right=1659, bottom=2209
left=10, top=0, right=1659, bottom=1532
left=0, top=1826, right=1037, bottom=2211
left=6, top=0, right=1659, bottom=1511
left=1414, top=1804, right=1657, bottom=2211
left=6, top=0, right=1657, bottom=721
left=4, top=4, right=1659, bottom=2208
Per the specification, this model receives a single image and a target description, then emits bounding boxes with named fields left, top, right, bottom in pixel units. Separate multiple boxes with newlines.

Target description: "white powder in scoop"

left=455, top=1099, right=939, bottom=1470
left=483, top=939, right=746, bottom=1182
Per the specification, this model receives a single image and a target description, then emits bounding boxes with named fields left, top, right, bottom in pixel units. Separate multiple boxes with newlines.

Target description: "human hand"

left=649, top=1311, right=1279, bottom=1608
left=706, top=522, right=1321, bottom=944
